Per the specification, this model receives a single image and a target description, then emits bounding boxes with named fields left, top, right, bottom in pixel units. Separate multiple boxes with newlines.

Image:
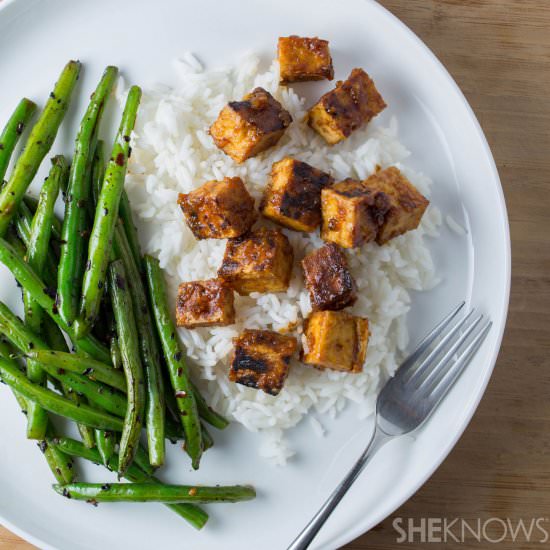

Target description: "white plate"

left=0, top=0, right=510, bottom=548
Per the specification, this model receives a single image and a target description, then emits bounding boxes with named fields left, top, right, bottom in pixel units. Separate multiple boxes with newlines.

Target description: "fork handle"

left=287, top=426, right=391, bottom=550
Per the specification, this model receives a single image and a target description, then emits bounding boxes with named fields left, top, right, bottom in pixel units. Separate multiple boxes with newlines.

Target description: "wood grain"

left=1, top=1, right=549, bottom=548
left=345, top=0, right=550, bottom=548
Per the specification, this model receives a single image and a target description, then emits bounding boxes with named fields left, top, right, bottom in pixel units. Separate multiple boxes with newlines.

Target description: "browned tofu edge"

left=176, top=278, right=235, bottom=328
left=278, top=36, right=334, bottom=84
left=229, top=329, right=298, bottom=395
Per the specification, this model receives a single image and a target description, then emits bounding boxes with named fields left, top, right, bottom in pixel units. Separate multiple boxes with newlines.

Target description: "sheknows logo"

left=392, top=517, right=550, bottom=544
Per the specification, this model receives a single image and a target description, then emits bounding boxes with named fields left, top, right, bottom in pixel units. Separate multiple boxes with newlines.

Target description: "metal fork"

left=287, top=302, right=492, bottom=550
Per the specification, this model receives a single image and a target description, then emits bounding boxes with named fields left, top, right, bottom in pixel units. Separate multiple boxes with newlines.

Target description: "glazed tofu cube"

left=362, top=167, right=429, bottom=244
left=321, top=178, right=391, bottom=248
left=229, top=329, right=298, bottom=395
left=278, top=36, right=334, bottom=84
left=218, top=228, right=294, bottom=295
left=209, top=87, right=292, bottom=163
left=260, top=157, right=333, bottom=232
left=176, top=279, right=235, bottom=328
left=302, top=311, right=369, bottom=373
left=301, top=243, right=357, bottom=311
left=307, top=68, right=387, bottom=145
left=177, top=177, right=256, bottom=240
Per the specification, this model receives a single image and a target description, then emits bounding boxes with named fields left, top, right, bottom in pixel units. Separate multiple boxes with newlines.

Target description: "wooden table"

left=2, top=1, right=549, bottom=548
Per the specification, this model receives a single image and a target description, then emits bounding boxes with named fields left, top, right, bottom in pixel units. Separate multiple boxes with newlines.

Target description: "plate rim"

left=0, top=0, right=511, bottom=548
left=327, top=1, right=511, bottom=547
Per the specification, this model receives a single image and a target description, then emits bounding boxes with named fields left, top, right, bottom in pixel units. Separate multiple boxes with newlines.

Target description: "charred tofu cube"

left=209, top=87, right=292, bottom=163
left=229, top=329, right=298, bottom=395
left=363, top=167, right=429, bottom=244
left=177, top=177, right=256, bottom=240
left=307, top=68, right=387, bottom=145
left=321, top=178, right=391, bottom=248
left=176, top=279, right=235, bottom=328
left=260, top=157, right=333, bottom=232
left=302, top=243, right=357, bottom=311
left=278, top=36, right=334, bottom=84
left=218, top=228, right=294, bottom=295
left=302, top=311, right=369, bottom=373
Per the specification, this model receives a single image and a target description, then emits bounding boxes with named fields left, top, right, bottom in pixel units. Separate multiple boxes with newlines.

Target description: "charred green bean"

left=0, top=61, right=80, bottom=236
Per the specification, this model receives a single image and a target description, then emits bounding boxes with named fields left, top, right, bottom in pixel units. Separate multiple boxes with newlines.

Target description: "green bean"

left=164, top=415, right=184, bottom=443
left=163, top=413, right=214, bottom=451
left=91, top=141, right=105, bottom=208
left=0, top=357, right=123, bottom=430
left=0, top=98, right=37, bottom=183
left=38, top=435, right=75, bottom=485
left=12, top=376, right=76, bottom=485
left=22, top=394, right=48, bottom=441
left=95, top=430, right=116, bottom=467
left=0, top=337, right=14, bottom=359
left=0, top=61, right=80, bottom=236
left=119, top=190, right=142, bottom=271
left=144, top=255, right=202, bottom=469
left=0, top=237, right=110, bottom=363
left=58, top=67, right=118, bottom=327
left=53, top=482, right=256, bottom=504
left=76, top=86, right=142, bottom=338
left=13, top=200, right=58, bottom=288
left=22, top=194, right=39, bottom=213
left=48, top=437, right=208, bottom=529
left=201, top=423, right=214, bottom=451
left=79, top=426, right=97, bottom=450
left=108, top=259, right=145, bottom=475
left=164, top=370, right=228, bottom=431
left=191, top=381, right=229, bottom=430
left=25, top=155, right=67, bottom=302
left=26, top=350, right=126, bottom=392
left=42, top=315, right=96, bottom=448
left=33, top=362, right=127, bottom=417
left=114, top=223, right=165, bottom=466
left=8, top=377, right=75, bottom=484
left=0, top=295, right=48, bottom=438
left=23, top=194, right=63, bottom=242
left=41, top=316, right=67, bottom=352
left=49, top=436, right=107, bottom=464
left=10, top=226, right=93, bottom=444
left=110, top=335, right=122, bottom=370
left=133, top=443, right=156, bottom=477
left=23, top=156, right=67, bottom=438
left=1, top=292, right=94, bottom=447
left=163, top=386, right=212, bottom=450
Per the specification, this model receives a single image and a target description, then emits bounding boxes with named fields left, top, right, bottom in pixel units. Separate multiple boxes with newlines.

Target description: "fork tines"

left=396, top=303, right=492, bottom=401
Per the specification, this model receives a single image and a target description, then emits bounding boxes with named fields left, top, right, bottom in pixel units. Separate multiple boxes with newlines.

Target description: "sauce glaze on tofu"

left=278, top=36, right=334, bottom=84
left=178, top=177, right=257, bottom=240
left=307, top=68, right=387, bottom=145
left=301, top=243, right=357, bottom=311
left=321, top=178, right=391, bottom=248
left=363, top=167, right=430, bottom=244
left=209, top=87, right=292, bottom=163
left=260, top=157, right=333, bottom=232
left=302, top=310, right=369, bottom=373
left=229, top=329, right=298, bottom=395
left=218, top=227, right=294, bottom=295
left=176, top=279, right=235, bottom=328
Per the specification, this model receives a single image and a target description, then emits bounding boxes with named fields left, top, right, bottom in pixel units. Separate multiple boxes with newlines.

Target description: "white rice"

left=122, top=52, right=442, bottom=464
left=446, top=214, right=467, bottom=236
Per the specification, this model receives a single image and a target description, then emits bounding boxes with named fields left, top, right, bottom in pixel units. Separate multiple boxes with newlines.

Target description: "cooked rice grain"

left=122, top=53, right=441, bottom=464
